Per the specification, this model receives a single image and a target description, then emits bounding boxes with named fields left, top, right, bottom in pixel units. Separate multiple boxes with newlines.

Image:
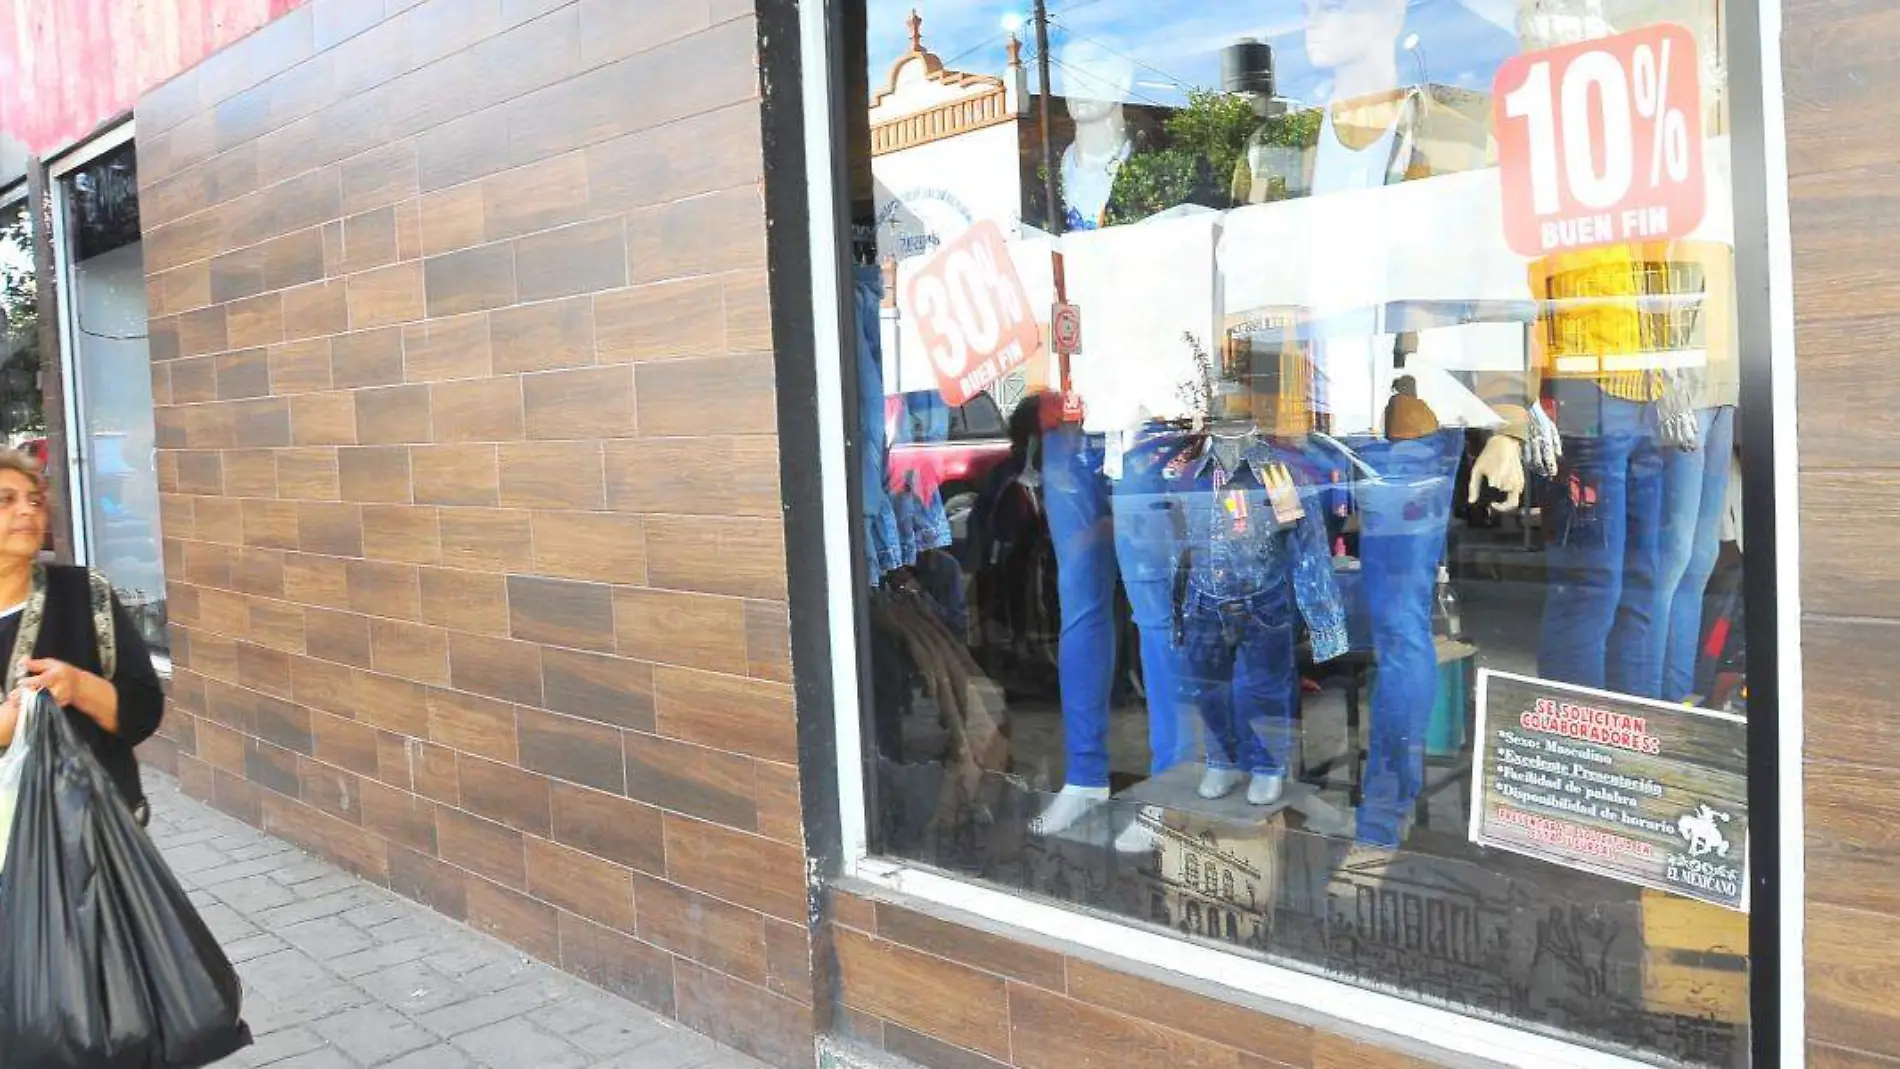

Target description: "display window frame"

left=3, top=172, right=83, bottom=566
left=42, top=119, right=169, bottom=676
left=46, top=119, right=137, bottom=573
left=773, top=0, right=1804, bottom=1065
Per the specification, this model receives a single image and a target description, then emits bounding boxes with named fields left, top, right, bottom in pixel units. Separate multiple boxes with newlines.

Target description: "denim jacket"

left=1177, top=438, right=1349, bottom=662
left=855, top=266, right=903, bottom=581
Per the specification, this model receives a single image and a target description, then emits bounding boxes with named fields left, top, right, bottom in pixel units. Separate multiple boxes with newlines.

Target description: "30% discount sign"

left=1493, top=23, right=1705, bottom=257
left=904, top=220, right=1042, bottom=406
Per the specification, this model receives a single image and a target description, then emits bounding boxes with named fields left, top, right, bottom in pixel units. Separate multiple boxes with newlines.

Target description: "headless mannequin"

left=1190, top=427, right=1283, bottom=809
left=1032, top=43, right=1179, bottom=841
left=1305, top=0, right=1459, bottom=855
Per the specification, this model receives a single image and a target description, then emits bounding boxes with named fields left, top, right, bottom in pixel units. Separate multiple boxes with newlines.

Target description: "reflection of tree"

left=1104, top=89, right=1254, bottom=223
left=1098, top=90, right=1322, bottom=225
left=1027, top=89, right=1328, bottom=226
left=0, top=206, right=43, bottom=438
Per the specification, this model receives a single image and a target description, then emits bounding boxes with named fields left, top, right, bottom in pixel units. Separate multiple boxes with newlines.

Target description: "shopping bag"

left=0, top=690, right=251, bottom=1069
left=0, top=693, right=35, bottom=873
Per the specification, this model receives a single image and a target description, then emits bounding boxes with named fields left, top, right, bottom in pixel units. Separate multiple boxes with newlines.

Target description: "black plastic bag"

left=0, top=691, right=251, bottom=1068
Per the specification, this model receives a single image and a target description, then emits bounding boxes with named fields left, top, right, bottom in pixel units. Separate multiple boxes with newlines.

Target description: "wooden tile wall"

left=125, top=0, right=1900, bottom=1066
left=133, top=3, right=810, bottom=1066
left=825, top=891, right=1484, bottom=1069
left=1786, top=0, right=1900, bottom=1065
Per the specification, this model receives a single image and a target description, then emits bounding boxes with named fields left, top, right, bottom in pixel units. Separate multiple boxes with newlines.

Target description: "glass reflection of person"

left=1229, top=0, right=1502, bottom=855
left=1056, top=40, right=1138, bottom=232
left=1233, top=0, right=1495, bottom=206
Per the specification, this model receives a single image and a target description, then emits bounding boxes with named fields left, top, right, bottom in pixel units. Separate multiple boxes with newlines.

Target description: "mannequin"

left=1032, top=182, right=1207, bottom=839
left=1514, top=245, right=1732, bottom=697
left=1464, top=5, right=1736, bottom=702
left=1305, top=0, right=1407, bottom=102
left=1057, top=40, right=1138, bottom=232
left=1033, top=415, right=1197, bottom=836
left=1177, top=429, right=1349, bottom=808
left=1228, top=0, right=1496, bottom=854
left=1654, top=387, right=1737, bottom=701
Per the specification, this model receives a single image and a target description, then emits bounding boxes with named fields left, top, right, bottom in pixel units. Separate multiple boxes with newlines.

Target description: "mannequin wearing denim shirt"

left=1176, top=438, right=1347, bottom=802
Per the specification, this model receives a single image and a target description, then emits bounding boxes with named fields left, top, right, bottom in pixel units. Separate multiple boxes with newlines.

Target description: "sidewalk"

left=143, top=775, right=774, bottom=1069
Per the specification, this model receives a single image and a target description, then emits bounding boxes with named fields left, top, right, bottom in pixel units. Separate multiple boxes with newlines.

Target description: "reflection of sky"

left=0, top=238, right=27, bottom=278
left=866, top=0, right=1519, bottom=107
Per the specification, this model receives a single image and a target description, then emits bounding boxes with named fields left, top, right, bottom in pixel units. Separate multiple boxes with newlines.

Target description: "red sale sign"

left=1494, top=24, right=1705, bottom=257
left=904, top=221, right=1041, bottom=406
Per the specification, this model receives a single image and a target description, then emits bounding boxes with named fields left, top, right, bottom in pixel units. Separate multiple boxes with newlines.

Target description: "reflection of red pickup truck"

left=887, top=394, right=1012, bottom=545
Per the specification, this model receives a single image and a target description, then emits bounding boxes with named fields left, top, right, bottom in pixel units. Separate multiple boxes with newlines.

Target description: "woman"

left=0, top=448, right=164, bottom=821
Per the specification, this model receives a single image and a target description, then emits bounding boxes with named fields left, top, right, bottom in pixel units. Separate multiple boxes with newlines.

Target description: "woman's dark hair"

left=1006, top=396, right=1045, bottom=460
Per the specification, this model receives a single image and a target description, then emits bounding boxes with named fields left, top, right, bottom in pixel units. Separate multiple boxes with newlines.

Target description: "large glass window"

left=843, top=1, right=1751, bottom=1065
left=55, top=140, right=167, bottom=654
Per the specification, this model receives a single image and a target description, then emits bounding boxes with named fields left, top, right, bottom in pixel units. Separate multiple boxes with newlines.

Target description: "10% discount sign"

left=1494, top=23, right=1705, bottom=256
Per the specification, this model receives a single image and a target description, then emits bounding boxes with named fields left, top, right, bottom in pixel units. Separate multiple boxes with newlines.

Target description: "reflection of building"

left=869, top=12, right=1031, bottom=265
left=867, top=10, right=1175, bottom=262
left=867, top=11, right=1179, bottom=407
left=1139, top=812, right=1280, bottom=949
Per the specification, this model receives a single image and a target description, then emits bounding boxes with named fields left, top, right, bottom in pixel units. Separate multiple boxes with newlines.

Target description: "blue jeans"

left=1044, top=424, right=1194, bottom=788
left=1180, top=588, right=1297, bottom=776
left=1349, top=430, right=1460, bottom=849
left=1653, top=406, right=1734, bottom=700
left=1538, top=381, right=1666, bottom=695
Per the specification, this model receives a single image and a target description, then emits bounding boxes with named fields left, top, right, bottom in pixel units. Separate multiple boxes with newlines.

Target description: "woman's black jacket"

left=11, top=566, right=165, bottom=810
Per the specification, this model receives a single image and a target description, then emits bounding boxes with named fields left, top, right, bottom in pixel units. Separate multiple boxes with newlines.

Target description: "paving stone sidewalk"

left=142, top=774, right=774, bottom=1069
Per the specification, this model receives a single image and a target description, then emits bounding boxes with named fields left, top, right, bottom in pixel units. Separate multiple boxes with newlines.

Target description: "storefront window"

left=0, top=195, right=47, bottom=479
left=56, top=141, right=167, bottom=654
left=844, top=1, right=1750, bottom=1064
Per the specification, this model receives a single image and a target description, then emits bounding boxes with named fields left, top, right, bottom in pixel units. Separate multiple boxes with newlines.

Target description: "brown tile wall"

left=823, top=890, right=1483, bottom=1069
left=1786, top=0, right=1900, bottom=1063
left=1785, top=1, right=1900, bottom=1066
left=132, top=3, right=810, bottom=1066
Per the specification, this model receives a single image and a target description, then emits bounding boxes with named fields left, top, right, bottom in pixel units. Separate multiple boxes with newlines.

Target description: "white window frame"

left=800, top=0, right=1804, bottom=1065
left=46, top=120, right=171, bottom=676
left=47, top=119, right=139, bottom=571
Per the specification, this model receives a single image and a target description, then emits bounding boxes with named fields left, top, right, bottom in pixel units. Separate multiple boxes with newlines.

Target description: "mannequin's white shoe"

left=1030, top=785, right=1109, bottom=836
left=1114, top=805, right=1165, bottom=853
left=1248, top=772, right=1286, bottom=807
left=1197, top=767, right=1246, bottom=800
